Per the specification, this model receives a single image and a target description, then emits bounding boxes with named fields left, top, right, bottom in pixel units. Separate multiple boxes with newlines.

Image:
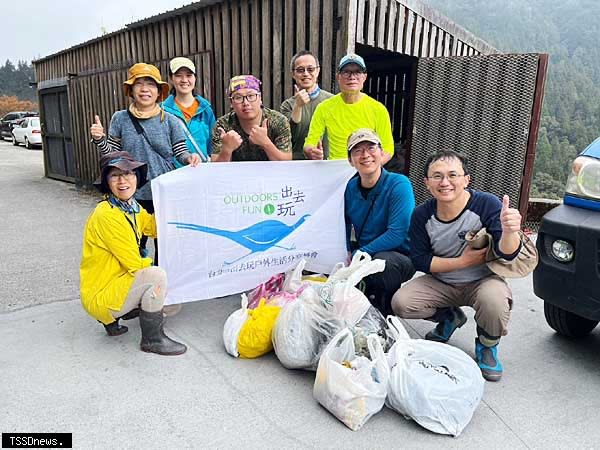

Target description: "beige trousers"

left=111, top=266, right=167, bottom=318
left=391, top=274, right=512, bottom=338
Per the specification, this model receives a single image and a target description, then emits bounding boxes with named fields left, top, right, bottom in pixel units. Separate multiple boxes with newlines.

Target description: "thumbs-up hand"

left=90, top=115, right=105, bottom=140
left=249, top=119, right=271, bottom=147
left=218, top=127, right=243, bottom=153
left=293, top=84, right=310, bottom=108
left=500, top=194, right=522, bottom=233
left=304, top=144, right=324, bottom=160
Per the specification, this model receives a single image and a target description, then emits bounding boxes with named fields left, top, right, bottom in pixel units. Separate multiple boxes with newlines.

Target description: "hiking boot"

left=475, top=338, right=503, bottom=382
left=425, top=307, right=467, bottom=342
left=102, top=319, right=128, bottom=336
left=139, top=310, right=187, bottom=356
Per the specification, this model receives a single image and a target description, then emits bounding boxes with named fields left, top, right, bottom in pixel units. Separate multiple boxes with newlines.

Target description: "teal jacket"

left=162, top=94, right=216, bottom=167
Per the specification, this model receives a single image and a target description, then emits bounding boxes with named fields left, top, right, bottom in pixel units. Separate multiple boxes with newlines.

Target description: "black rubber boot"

left=102, top=319, right=128, bottom=336
left=120, top=308, right=140, bottom=320
left=139, top=310, right=187, bottom=356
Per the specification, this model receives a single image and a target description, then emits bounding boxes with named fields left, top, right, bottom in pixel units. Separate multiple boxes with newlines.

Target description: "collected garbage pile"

left=223, top=251, right=485, bottom=436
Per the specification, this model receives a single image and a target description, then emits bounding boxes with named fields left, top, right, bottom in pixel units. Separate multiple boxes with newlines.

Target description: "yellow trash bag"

left=237, top=299, right=281, bottom=359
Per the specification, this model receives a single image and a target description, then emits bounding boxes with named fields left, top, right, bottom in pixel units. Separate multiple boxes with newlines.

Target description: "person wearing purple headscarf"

left=211, top=75, right=292, bottom=162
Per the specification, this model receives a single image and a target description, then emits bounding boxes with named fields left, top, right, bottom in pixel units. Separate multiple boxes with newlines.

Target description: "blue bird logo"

left=169, top=214, right=311, bottom=265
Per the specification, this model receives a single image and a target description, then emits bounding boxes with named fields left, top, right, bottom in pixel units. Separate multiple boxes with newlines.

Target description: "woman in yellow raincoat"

left=80, top=151, right=186, bottom=356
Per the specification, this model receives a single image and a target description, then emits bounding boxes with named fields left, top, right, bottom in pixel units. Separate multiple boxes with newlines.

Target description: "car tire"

left=25, top=137, right=32, bottom=149
left=544, top=301, right=599, bottom=338
left=12, top=134, right=19, bottom=146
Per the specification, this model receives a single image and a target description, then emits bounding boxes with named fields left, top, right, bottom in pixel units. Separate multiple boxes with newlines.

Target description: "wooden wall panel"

left=355, top=0, right=365, bottom=45
left=272, top=0, right=283, bottom=108
left=377, top=0, right=387, bottom=49
left=367, top=0, right=377, bottom=46
left=309, top=0, right=320, bottom=59
left=386, top=0, right=397, bottom=51
left=221, top=2, right=232, bottom=92
left=242, top=0, right=252, bottom=74
left=395, top=4, right=405, bottom=53
left=322, top=0, right=334, bottom=90
left=231, top=2, right=241, bottom=76
left=251, top=0, right=261, bottom=77
left=212, top=5, right=224, bottom=116
left=295, top=0, right=306, bottom=54
left=413, top=16, right=422, bottom=56
left=404, top=11, right=414, bottom=56
left=261, top=0, right=272, bottom=107
left=283, top=0, right=294, bottom=95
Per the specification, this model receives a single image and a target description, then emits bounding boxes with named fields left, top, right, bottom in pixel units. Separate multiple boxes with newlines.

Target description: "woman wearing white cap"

left=162, top=57, right=216, bottom=165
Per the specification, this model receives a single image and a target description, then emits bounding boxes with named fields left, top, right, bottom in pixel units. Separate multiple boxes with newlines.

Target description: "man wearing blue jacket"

left=344, top=129, right=416, bottom=315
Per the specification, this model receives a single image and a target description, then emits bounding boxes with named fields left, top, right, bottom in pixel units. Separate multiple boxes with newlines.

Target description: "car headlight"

left=551, top=239, right=574, bottom=263
left=565, top=156, right=600, bottom=200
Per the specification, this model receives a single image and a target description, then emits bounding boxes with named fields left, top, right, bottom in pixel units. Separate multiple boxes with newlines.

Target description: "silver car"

left=12, top=117, right=42, bottom=149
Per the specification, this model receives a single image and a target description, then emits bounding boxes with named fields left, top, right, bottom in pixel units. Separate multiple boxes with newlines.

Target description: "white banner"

left=152, top=160, right=356, bottom=304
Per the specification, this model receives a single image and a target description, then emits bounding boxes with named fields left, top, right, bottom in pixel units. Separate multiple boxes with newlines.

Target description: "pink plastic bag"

left=247, top=273, right=286, bottom=309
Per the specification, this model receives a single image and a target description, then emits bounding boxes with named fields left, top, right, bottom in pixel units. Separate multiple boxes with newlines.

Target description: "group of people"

left=80, top=51, right=526, bottom=383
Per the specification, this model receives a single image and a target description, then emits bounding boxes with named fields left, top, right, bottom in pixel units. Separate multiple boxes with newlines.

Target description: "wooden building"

left=33, top=0, right=547, bottom=215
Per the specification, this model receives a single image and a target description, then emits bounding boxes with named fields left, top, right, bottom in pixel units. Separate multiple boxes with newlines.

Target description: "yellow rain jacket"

left=80, top=200, right=156, bottom=324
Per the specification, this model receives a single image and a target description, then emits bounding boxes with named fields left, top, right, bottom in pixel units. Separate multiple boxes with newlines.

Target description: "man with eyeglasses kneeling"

left=211, top=75, right=292, bottom=162
left=391, top=150, right=523, bottom=382
left=280, top=51, right=333, bottom=160
left=304, top=54, right=394, bottom=162
left=344, top=129, right=416, bottom=316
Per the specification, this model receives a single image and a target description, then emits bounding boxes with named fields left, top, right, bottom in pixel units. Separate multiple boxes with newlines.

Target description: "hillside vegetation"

left=426, top=0, right=600, bottom=198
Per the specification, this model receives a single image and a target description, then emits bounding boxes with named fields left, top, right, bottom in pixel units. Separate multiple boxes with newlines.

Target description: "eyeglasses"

left=293, top=66, right=320, bottom=74
left=108, top=170, right=136, bottom=181
left=230, top=93, right=260, bottom=104
left=339, top=69, right=366, bottom=79
left=427, top=173, right=466, bottom=182
left=350, top=145, right=379, bottom=156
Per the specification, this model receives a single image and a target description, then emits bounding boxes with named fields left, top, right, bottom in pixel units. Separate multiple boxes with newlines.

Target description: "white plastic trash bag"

left=313, top=328, right=390, bottom=431
left=352, top=306, right=394, bottom=358
left=385, top=317, right=485, bottom=436
left=272, top=286, right=344, bottom=370
left=282, top=258, right=307, bottom=294
left=222, top=293, right=249, bottom=357
left=317, top=251, right=384, bottom=325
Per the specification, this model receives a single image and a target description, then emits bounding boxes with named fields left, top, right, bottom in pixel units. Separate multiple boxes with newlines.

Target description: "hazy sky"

left=4, top=0, right=194, bottom=63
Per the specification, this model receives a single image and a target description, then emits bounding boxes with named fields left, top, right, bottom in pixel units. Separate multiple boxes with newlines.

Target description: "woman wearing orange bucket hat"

left=89, top=62, right=201, bottom=264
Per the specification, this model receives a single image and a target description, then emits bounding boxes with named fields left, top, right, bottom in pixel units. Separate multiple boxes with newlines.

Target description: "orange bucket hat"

left=123, top=63, right=170, bottom=101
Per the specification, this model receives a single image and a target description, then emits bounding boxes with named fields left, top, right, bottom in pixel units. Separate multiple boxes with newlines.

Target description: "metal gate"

left=408, top=53, right=548, bottom=217
left=40, top=86, right=76, bottom=181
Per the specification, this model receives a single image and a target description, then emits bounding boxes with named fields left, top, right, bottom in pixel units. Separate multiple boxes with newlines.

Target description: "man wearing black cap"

left=304, top=53, right=394, bottom=162
left=345, top=129, right=416, bottom=315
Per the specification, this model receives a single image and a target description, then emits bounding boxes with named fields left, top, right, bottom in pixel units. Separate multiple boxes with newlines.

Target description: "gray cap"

left=347, top=128, right=381, bottom=153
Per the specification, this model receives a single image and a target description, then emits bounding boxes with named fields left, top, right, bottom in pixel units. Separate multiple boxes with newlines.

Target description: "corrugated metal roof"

left=125, top=0, right=223, bottom=28
left=34, top=1, right=217, bottom=63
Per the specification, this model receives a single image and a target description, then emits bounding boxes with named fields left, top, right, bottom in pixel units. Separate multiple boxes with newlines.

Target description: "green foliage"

left=427, top=0, right=600, bottom=199
left=0, top=60, right=37, bottom=102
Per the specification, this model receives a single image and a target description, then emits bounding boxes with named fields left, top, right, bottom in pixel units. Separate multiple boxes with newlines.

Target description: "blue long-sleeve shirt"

left=344, top=169, right=415, bottom=256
